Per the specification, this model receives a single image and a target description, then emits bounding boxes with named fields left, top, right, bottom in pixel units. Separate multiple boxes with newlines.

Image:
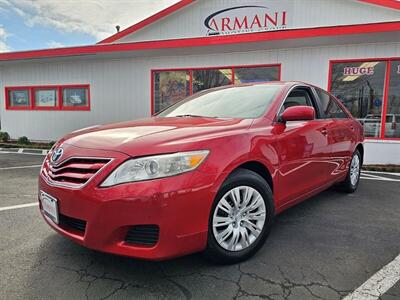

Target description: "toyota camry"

left=39, top=82, right=364, bottom=263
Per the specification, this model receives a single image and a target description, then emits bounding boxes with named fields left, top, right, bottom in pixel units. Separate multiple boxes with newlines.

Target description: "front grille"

left=42, top=157, right=110, bottom=188
left=125, top=225, right=160, bottom=246
left=59, top=213, right=87, bottom=233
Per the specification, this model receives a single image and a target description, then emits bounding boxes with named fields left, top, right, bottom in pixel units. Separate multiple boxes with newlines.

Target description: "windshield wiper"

left=172, top=114, right=224, bottom=119
left=174, top=114, right=206, bottom=118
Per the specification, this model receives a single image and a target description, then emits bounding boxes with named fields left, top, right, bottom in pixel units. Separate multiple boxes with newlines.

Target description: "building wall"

left=117, top=0, right=400, bottom=43
left=0, top=59, right=151, bottom=141
left=1, top=41, right=399, bottom=163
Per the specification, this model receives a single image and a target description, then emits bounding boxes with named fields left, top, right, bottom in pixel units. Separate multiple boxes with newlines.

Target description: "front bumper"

left=39, top=146, right=219, bottom=260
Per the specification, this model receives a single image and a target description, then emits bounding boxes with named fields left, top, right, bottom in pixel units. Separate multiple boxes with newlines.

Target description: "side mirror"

left=280, top=106, right=315, bottom=122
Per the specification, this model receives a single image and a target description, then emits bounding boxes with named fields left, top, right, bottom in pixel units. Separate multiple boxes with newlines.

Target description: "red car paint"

left=39, top=82, right=364, bottom=260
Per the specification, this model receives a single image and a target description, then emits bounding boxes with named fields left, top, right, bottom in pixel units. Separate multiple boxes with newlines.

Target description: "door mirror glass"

left=280, top=106, right=315, bottom=122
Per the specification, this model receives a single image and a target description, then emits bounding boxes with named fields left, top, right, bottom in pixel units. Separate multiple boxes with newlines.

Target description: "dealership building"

left=0, top=0, right=399, bottom=164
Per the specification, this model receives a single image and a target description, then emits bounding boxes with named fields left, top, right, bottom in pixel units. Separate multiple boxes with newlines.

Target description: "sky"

left=0, top=0, right=179, bottom=53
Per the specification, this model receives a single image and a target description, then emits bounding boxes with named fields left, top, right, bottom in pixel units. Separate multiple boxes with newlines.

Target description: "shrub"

left=18, top=136, right=31, bottom=145
left=49, top=140, right=57, bottom=148
left=0, top=131, right=10, bottom=142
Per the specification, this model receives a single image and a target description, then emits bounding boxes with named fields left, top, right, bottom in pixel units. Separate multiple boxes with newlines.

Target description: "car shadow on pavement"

left=24, top=185, right=397, bottom=299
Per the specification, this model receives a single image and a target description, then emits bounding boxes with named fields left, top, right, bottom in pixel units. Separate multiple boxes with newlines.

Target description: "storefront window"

left=6, top=85, right=90, bottom=110
left=153, top=71, right=190, bottom=112
left=192, top=69, right=231, bottom=93
left=330, top=61, right=387, bottom=138
left=62, top=87, right=89, bottom=107
left=8, top=89, right=30, bottom=107
left=152, top=65, right=281, bottom=114
left=234, top=66, right=279, bottom=84
left=34, top=88, right=58, bottom=107
left=385, top=61, right=400, bottom=138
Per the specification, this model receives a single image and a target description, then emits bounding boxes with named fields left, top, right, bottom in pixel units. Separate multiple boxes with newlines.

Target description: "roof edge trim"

left=1, top=21, right=399, bottom=62
left=357, top=0, right=400, bottom=10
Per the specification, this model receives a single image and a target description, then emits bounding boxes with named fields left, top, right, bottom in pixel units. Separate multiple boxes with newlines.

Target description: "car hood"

left=62, top=117, right=253, bottom=157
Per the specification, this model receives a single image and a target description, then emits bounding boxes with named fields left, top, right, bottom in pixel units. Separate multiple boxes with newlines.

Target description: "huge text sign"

left=203, top=2, right=293, bottom=36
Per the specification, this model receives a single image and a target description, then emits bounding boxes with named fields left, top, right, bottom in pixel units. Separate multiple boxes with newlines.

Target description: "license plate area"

left=40, top=191, right=59, bottom=224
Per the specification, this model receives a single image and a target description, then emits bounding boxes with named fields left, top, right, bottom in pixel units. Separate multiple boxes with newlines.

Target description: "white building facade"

left=0, top=0, right=399, bottom=164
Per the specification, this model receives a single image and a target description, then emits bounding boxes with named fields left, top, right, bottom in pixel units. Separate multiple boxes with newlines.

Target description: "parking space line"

left=363, top=170, right=400, bottom=177
left=0, top=165, right=42, bottom=170
left=343, top=253, right=400, bottom=300
left=360, top=172, right=400, bottom=182
left=0, top=202, right=38, bottom=212
left=360, top=177, right=400, bottom=182
left=0, top=151, right=46, bottom=156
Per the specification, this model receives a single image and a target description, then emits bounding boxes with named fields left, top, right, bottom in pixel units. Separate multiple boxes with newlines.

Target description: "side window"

left=316, top=89, right=348, bottom=119
left=279, top=87, right=317, bottom=117
left=283, top=89, right=313, bottom=109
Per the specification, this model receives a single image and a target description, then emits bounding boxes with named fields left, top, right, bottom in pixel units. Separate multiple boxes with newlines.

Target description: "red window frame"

left=5, top=86, right=33, bottom=110
left=328, top=57, right=400, bottom=141
left=60, top=84, right=91, bottom=111
left=5, top=84, right=90, bottom=111
left=151, top=63, right=282, bottom=115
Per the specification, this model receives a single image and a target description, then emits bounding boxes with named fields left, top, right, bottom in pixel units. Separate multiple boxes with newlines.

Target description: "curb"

left=0, top=147, right=49, bottom=155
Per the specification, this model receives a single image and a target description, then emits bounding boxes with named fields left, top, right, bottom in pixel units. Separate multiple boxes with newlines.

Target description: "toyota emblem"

left=51, top=147, right=64, bottom=163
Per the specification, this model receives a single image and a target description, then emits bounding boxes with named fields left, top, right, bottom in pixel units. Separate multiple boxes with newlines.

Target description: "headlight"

left=100, top=150, right=209, bottom=187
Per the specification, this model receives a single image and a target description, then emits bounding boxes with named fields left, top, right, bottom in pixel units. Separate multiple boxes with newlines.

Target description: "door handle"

left=321, top=128, right=328, bottom=136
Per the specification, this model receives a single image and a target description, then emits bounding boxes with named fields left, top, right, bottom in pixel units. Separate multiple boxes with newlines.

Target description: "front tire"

left=337, top=149, right=362, bottom=193
left=204, top=169, right=274, bottom=264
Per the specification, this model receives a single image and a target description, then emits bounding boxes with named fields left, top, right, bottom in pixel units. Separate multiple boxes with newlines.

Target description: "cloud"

left=0, top=0, right=180, bottom=41
left=0, top=24, right=10, bottom=52
left=47, top=40, right=65, bottom=48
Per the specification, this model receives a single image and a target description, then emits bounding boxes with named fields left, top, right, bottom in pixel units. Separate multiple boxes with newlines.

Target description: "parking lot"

left=0, top=151, right=399, bottom=300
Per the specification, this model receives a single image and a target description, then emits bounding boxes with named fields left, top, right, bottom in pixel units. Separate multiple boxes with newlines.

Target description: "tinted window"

left=234, top=66, right=280, bottom=84
left=152, top=66, right=281, bottom=113
left=316, top=89, right=348, bottom=119
left=158, top=85, right=281, bottom=119
left=282, top=89, right=313, bottom=109
left=193, top=69, right=232, bottom=93
left=278, top=88, right=317, bottom=118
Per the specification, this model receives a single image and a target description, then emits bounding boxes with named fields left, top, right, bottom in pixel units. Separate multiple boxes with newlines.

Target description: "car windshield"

left=157, top=84, right=282, bottom=119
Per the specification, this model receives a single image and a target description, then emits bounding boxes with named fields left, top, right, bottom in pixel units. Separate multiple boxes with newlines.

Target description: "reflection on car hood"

left=62, top=117, right=252, bottom=157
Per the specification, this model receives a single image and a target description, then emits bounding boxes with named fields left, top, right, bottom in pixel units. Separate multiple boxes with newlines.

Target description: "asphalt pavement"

left=0, top=152, right=399, bottom=300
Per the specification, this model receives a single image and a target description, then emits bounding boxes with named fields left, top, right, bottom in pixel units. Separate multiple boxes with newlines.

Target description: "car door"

left=314, top=88, right=355, bottom=182
left=275, top=86, right=333, bottom=206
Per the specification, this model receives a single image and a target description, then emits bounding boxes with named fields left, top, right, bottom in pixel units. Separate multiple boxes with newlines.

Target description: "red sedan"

left=39, top=82, right=364, bottom=263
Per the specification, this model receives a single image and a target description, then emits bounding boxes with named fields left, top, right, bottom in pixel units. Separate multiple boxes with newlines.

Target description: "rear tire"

left=337, top=149, right=362, bottom=193
left=204, top=169, right=274, bottom=264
